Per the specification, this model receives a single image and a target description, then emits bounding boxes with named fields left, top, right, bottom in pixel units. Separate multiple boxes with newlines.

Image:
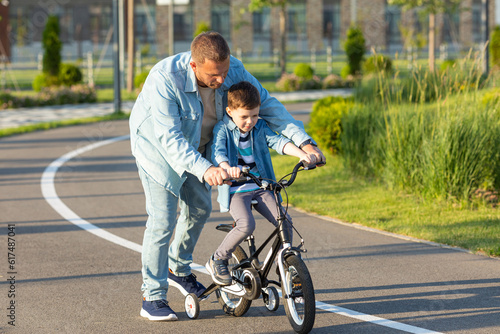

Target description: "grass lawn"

left=271, top=152, right=500, bottom=258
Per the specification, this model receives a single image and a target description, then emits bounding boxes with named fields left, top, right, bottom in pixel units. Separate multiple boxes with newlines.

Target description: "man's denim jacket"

left=212, top=116, right=291, bottom=212
left=129, top=51, right=312, bottom=197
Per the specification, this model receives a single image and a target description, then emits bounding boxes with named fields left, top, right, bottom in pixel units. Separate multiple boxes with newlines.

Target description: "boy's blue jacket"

left=211, top=114, right=295, bottom=212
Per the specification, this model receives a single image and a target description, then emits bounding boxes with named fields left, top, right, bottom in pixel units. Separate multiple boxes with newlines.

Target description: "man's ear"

left=189, top=61, right=197, bottom=73
left=226, top=107, right=232, bottom=116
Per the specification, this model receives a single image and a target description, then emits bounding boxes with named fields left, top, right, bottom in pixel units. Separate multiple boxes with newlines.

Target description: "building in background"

left=2, top=0, right=497, bottom=63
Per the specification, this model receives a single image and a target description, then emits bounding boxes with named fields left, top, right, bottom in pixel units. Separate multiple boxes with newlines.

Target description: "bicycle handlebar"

left=223, top=161, right=323, bottom=190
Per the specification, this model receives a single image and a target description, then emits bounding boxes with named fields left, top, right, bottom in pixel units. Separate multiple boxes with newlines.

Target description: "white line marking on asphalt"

left=41, top=135, right=142, bottom=253
left=41, top=135, right=443, bottom=334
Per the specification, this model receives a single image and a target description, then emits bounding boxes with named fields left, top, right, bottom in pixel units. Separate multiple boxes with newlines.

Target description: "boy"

left=206, top=81, right=317, bottom=285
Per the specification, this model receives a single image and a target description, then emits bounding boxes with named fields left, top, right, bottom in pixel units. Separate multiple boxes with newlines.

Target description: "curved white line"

left=41, top=135, right=142, bottom=253
left=40, top=135, right=442, bottom=334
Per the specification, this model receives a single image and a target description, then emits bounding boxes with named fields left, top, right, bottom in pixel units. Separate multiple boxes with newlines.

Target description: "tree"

left=344, top=26, right=366, bottom=76
left=388, top=0, right=461, bottom=72
left=249, top=0, right=288, bottom=75
left=42, top=15, right=62, bottom=77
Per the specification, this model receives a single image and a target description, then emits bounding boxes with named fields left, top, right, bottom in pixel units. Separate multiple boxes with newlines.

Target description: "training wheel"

left=263, top=286, right=280, bottom=312
left=185, top=293, right=200, bottom=319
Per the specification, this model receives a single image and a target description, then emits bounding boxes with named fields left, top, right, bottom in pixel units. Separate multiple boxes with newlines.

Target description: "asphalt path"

left=1, top=104, right=499, bottom=334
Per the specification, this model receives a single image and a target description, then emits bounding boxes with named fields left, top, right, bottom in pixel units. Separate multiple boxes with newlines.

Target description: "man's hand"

left=302, top=144, right=326, bottom=166
left=298, top=153, right=317, bottom=168
left=203, top=166, right=230, bottom=186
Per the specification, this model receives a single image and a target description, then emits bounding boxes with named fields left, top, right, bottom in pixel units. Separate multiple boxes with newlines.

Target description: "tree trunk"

left=279, top=4, right=287, bottom=75
left=428, top=12, right=435, bottom=72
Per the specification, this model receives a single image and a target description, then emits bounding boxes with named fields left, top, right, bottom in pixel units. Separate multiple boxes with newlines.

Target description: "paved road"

left=1, top=110, right=499, bottom=333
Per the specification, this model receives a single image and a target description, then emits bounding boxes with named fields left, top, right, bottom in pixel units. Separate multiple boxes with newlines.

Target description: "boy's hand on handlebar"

left=226, top=166, right=241, bottom=179
left=203, top=166, right=230, bottom=186
left=302, top=144, right=326, bottom=166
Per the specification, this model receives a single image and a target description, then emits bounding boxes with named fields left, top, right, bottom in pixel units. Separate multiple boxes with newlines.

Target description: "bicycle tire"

left=281, top=254, right=315, bottom=333
left=217, top=245, right=252, bottom=317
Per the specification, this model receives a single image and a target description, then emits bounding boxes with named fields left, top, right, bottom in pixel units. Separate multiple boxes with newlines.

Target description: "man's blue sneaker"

left=140, top=299, right=178, bottom=321
left=168, top=268, right=207, bottom=299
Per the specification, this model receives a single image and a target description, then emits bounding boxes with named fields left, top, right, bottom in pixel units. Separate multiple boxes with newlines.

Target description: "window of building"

left=472, top=0, right=482, bottom=43
left=253, top=7, right=271, bottom=40
left=323, top=0, right=340, bottom=42
left=57, top=6, right=74, bottom=43
left=133, top=3, right=156, bottom=45
left=386, top=5, right=401, bottom=46
left=442, top=11, right=459, bottom=45
left=89, top=4, right=112, bottom=44
left=287, top=2, right=306, bottom=39
left=9, top=5, right=31, bottom=46
left=174, top=4, right=193, bottom=41
left=211, top=0, right=230, bottom=40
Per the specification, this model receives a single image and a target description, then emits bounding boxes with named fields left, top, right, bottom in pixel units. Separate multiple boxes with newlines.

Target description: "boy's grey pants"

left=214, top=188, right=292, bottom=260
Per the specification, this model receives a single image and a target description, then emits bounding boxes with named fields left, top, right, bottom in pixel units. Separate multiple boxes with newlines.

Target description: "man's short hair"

left=191, top=31, right=230, bottom=64
left=227, top=81, right=261, bottom=110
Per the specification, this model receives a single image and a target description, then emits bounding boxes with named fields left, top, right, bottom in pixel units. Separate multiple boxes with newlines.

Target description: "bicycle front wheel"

left=281, top=254, right=315, bottom=333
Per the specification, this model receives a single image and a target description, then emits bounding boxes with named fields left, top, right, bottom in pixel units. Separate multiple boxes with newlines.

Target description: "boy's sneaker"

left=205, top=254, right=232, bottom=286
left=168, top=269, right=207, bottom=299
left=140, top=299, right=177, bottom=321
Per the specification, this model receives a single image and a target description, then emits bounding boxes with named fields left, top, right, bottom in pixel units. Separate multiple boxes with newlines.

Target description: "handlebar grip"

left=301, top=161, right=326, bottom=170
left=223, top=176, right=250, bottom=183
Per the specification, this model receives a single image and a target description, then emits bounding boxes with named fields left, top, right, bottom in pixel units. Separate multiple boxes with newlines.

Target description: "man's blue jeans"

left=137, top=165, right=211, bottom=301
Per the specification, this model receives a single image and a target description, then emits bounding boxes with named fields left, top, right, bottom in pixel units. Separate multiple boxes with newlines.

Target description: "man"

left=129, top=31, right=324, bottom=321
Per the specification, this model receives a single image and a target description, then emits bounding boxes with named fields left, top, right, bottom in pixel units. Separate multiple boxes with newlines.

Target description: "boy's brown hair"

left=227, top=81, right=261, bottom=110
left=191, top=31, right=230, bottom=64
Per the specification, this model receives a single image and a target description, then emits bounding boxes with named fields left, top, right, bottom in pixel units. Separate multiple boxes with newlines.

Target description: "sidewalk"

left=0, top=88, right=352, bottom=130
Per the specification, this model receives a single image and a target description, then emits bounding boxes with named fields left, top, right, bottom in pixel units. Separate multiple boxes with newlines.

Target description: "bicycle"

left=183, top=161, right=320, bottom=334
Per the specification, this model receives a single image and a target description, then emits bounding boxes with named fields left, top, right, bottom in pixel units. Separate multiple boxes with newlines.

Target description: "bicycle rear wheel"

left=216, top=246, right=252, bottom=317
left=281, top=254, right=315, bottom=333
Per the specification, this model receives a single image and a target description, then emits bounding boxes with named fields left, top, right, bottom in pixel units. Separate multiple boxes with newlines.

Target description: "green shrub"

left=1, top=85, right=96, bottom=109
left=344, top=26, right=366, bottom=75
left=194, top=21, right=211, bottom=38
left=134, top=71, right=150, bottom=91
left=38, top=85, right=97, bottom=105
left=42, top=16, right=62, bottom=76
left=481, top=88, right=500, bottom=106
left=322, top=74, right=343, bottom=89
left=490, top=25, right=500, bottom=69
left=308, top=96, right=354, bottom=154
left=276, top=73, right=321, bottom=92
left=293, top=63, right=314, bottom=79
left=33, top=73, right=59, bottom=92
left=59, top=63, right=83, bottom=86
left=340, top=64, right=351, bottom=79
left=0, top=92, right=16, bottom=109
left=363, top=54, right=393, bottom=74
left=298, top=75, right=322, bottom=90
left=276, top=73, right=299, bottom=92
left=440, top=59, right=456, bottom=71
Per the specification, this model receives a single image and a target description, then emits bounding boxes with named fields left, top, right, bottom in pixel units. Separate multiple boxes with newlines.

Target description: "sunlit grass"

left=272, top=152, right=500, bottom=257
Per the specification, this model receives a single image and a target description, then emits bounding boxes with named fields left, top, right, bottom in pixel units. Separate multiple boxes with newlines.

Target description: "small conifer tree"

left=42, top=16, right=62, bottom=77
left=344, top=26, right=366, bottom=75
